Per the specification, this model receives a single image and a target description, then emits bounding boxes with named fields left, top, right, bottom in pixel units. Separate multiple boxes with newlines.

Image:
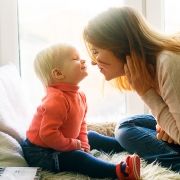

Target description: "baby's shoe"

left=116, top=154, right=140, bottom=180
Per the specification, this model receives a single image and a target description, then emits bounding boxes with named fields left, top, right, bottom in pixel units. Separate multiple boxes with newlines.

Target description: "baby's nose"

left=81, top=59, right=86, bottom=63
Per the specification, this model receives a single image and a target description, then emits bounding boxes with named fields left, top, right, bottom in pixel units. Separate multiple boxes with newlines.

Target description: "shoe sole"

left=132, top=154, right=140, bottom=179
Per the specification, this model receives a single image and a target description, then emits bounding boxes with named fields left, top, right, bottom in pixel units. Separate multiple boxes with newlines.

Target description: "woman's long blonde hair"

left=83, top=6, right=180, bottom=91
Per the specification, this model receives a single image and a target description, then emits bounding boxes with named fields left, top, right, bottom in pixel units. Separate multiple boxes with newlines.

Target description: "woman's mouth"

left=98, top=66, right=103, bottom=72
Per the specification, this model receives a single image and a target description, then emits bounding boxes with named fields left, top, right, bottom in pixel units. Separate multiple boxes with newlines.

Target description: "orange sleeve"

left=77, top=92, right=90, bottom=150
left=77, top=118, right=90, bottom=150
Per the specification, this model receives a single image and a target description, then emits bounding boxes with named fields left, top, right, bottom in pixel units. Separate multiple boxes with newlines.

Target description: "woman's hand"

left=156, top=124, right=177, bottom=144
left=124, top=55, right=152, bottom=97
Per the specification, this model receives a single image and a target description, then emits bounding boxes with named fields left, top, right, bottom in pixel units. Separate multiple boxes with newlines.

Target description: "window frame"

left=0, top=0, right=20, bottom=70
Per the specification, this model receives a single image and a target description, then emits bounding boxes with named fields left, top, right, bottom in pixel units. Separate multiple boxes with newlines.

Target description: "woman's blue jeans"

left=115, top=114, right=180, bottom=173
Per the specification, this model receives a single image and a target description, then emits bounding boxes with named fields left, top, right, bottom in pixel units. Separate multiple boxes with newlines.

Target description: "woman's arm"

left=125, top=51, right=180, bottom=144
left=141, top=51, right=180, bottom=144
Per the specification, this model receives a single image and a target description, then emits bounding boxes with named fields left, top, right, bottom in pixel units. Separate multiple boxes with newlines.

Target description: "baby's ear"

left=51, top=68, right=64, bottom=80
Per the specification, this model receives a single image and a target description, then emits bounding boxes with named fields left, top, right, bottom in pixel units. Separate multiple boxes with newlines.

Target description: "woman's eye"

left=92, top=50, right=98, bottom=55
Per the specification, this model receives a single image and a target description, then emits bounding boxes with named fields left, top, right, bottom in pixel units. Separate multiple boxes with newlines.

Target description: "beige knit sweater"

left=142, top=51, right=180, bottom=144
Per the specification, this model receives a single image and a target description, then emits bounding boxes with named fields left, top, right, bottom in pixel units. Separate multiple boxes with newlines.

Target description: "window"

left=164, top=0, right=180, bottom=33
left=18, top=0, right=125, bottom=122
left=3, top=0, right=175, bottom=121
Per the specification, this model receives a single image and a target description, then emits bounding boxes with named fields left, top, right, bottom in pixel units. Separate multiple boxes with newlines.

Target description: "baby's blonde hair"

left=34, top=42, right=76, bottom=88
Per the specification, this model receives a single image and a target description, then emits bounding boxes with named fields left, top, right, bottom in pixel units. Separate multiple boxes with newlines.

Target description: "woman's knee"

left=115, top=114, right=156, bottom=133
left=114, top=120, right=133, bottom=144
left=115, top=115, right=155, bottom=142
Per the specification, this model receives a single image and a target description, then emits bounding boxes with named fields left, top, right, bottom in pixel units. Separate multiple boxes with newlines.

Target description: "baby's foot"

left=116, top=154, right=140, bottom=180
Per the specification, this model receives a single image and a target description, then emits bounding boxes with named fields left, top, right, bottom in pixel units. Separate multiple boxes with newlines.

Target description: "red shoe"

left=116, top=154, right=140, bottom=180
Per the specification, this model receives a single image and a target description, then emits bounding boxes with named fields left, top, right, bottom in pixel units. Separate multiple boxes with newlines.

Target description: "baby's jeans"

left=21, top=131, right=122, bottom=178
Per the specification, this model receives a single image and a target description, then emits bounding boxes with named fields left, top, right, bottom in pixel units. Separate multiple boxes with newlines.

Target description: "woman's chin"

left=104, top=76, right=113, bottom=81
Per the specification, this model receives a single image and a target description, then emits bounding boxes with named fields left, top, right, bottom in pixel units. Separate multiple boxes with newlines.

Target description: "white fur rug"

left=40, top=122, right=180, bottom=180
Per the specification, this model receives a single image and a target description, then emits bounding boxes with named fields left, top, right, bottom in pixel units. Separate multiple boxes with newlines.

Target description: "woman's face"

left=89, top=44, right=125, bottom=81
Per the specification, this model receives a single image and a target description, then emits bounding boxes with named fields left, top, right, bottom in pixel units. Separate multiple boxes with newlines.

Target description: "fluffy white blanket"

left=0, top=132, right=28, bottom=166
left=0, top=62, right=32, bottom=166
left=0, top=62, right=33, bottom=145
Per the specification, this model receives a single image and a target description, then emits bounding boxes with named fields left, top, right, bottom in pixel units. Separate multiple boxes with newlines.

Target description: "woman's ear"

left=51, top=68, right=64, bottom=80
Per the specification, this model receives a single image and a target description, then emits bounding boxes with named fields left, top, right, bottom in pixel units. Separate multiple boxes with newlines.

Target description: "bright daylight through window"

left=18, top=0, right=125, bottom=122
left=164, top=0, right=180, bottom=33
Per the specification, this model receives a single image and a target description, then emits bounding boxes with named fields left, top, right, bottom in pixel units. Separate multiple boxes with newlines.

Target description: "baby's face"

left=60, top=47, right=88, bottom=85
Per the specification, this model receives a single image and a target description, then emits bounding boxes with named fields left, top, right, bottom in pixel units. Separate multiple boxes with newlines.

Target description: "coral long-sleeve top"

left=26, top=83, right=90, bottom=152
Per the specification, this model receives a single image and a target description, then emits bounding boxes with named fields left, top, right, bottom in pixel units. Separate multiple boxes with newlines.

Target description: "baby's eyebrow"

left=73, top=57, right=79, bottom=59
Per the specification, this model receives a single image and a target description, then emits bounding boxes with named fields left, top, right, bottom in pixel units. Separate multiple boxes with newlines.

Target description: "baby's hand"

left=76, top=140, right=81, bottom=150
left=84, top=149, right=90, bottom=154
left=76, top=140, right=85, bottom=151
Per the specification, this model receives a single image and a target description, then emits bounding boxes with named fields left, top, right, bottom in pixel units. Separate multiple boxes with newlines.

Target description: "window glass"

left=164, top=0, right=180, bottom=33
left=18, top=0, right=126, bottom=122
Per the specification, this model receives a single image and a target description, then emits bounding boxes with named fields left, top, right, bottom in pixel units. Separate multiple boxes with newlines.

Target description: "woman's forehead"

left=89, top=43, right=98, bottom=50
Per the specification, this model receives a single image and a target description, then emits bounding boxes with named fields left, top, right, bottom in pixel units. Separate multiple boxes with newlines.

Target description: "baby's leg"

left=58, top=150, right=117, bottom=179
left=58, top=150, right=140, bottom=179
left=88, top=130, right=124, bottom=153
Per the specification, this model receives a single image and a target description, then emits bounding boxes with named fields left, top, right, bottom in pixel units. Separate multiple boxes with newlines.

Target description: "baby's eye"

left=73, top=58, right=80, bottom=61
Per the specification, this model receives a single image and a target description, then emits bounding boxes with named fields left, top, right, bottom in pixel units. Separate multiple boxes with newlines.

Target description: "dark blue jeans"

left=21, top=131, right=122, bottom=179
left=115, top=114, right=180, bottom=173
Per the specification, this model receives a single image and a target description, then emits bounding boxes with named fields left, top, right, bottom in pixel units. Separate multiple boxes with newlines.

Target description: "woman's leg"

left=114, top=114, right=180, bottom=172
left=88, top=130, right=124, bottom=153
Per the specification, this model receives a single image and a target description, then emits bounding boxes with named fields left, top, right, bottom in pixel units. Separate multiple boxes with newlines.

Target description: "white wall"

left=0, top=0, right=19, bottom=69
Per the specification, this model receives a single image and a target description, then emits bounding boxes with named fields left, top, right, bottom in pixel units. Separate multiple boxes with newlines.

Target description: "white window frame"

left=0, top=0, right=164, bottom=115
left=0, top=0, right=19, bottom=70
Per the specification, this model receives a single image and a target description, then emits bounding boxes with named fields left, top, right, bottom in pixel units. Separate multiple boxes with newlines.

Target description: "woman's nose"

left=91, top=61, right=97, bottom=65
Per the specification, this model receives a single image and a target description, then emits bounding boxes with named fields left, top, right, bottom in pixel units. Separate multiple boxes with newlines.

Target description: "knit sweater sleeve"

left=141, top=51, right=180, bottom=144
left=77, top=92, right=90, bottom=150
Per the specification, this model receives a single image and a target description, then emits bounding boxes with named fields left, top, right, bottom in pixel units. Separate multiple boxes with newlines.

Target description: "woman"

left=82, top=6, right=180, bottom=172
